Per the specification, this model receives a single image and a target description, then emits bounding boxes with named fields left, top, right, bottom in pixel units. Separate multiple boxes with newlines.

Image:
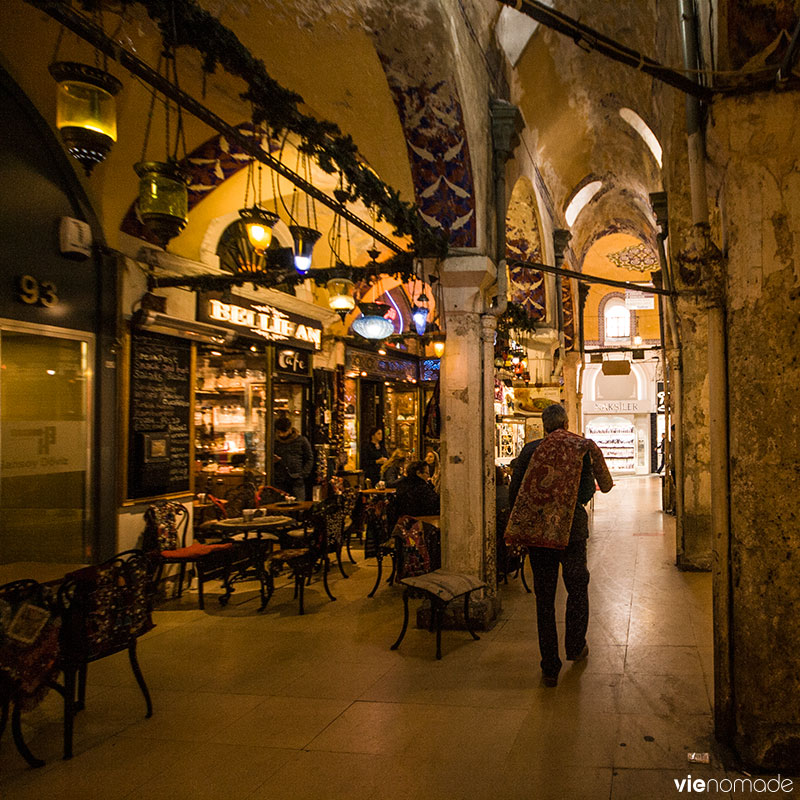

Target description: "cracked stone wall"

left=707, top=91, right=800, bottom=770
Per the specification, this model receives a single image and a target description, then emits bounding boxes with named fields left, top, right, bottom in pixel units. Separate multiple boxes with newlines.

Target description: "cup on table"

left=197, top=493, right=207, bottom=503
left=285, top=496, right=296, bottom=503
left=242, top=508, right=256, bottom=523
left=377, top=481, right=386, bottom=490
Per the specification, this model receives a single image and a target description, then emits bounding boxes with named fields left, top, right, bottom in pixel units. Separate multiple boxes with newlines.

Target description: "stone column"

left=438, top=255, right=500, bottom=627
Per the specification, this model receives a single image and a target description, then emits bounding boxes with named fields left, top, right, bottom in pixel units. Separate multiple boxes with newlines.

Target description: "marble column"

left=437, top=255, right=501, bottom=627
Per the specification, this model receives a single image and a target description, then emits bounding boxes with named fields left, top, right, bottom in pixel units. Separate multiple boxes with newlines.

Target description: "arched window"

left=604, top=300, right=630, bottom=339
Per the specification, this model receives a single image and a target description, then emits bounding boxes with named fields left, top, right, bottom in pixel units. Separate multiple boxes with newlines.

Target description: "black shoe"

left=568, top=644, right=589, bottom=662
left=542, top=672, right=559, bottom=687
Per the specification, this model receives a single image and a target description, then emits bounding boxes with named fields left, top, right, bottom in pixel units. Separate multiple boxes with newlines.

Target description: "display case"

left=195, top=349, right=267, bottom=486
left=385, top=385, right=419, bottom=456
left=585, top=417, right=636, bottom=472
left=343, top=376, right=358, bottom=472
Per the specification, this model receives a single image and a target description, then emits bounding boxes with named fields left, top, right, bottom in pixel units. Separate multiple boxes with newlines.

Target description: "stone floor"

left=2, top=476, right=797, bottom=799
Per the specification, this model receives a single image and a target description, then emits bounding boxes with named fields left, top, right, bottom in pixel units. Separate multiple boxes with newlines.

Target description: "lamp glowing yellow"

left=327, top=277, right=356, bottom=312
left=247, top=222, right=272, bottom=250
left=433, top=339, right=446, bottom=358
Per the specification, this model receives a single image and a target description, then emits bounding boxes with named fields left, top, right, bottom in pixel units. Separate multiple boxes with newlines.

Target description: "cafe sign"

left=198, top=293, right=322, bottom=350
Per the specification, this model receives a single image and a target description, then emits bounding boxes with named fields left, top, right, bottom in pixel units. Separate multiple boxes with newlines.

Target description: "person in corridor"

left=506, top=403, right=614, bottom=686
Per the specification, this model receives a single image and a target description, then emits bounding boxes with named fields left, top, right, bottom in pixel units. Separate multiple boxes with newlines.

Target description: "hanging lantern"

left=290, top=225, right=322, bottom=274
left=327, top=276, right=356, bottom=317
left=134, top=160, right=190, bottom=247
left=239, top=206, right=279, bottom=253
left=351, top=302, right=394, bottom=341
left=411, top=306, right=429, bottom=337
left=217, top=218, right=266, bottom=276
left=49, top=62, right=122, bottom=175
left=430, top=333, right=446, bottom=358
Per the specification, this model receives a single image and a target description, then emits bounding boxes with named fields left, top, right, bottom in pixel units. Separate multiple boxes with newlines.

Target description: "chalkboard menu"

left=127, top=331, right=192, bottom=499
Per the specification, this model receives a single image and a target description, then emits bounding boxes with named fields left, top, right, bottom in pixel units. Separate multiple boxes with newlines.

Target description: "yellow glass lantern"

left=49, top=62, right=122, bottom=175
left=239, top=207, right=279, bottom=253
left=327, top=276, right=356, bottom=316
left=134, top=160, right=190, bottom=247
left=431, top=334, right=446, bottom=358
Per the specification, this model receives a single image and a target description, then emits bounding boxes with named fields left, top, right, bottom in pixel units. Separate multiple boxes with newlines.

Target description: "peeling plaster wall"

left=707, top=91, right=800, bottom=770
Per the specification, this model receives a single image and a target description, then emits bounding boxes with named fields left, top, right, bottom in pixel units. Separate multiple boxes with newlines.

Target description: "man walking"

left=273, top=415, right=314, bottom=500
left=506, top=404, right=613, bottom=687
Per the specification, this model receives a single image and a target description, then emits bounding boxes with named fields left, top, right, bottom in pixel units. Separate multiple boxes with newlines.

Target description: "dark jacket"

left=274, top=429, right=314, bottom=481
left=382, top=462, right=405, bottom=488
left=362, top=441, right=388, bottom=486
left=394, top=474, right=440, bottom=520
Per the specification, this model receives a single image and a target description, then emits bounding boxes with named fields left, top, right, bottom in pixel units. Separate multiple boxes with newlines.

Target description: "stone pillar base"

left=415, top=594, right=502, bottom=632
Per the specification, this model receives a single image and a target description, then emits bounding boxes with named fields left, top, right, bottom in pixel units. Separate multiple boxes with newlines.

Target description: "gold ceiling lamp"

left=325, top=210, right=356, bottom=318
left=239, top=125, right=279, bottom=254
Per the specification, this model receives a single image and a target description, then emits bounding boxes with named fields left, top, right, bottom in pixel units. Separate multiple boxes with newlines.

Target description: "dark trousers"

left=528, top=505, right=590, bottom=676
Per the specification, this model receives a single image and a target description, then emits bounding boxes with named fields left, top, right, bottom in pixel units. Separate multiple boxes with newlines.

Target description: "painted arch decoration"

left=506, top=177, right=546, bottom=321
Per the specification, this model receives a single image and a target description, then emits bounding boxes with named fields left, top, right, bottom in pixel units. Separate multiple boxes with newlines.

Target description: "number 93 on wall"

left=16, top=275, right=59, bottom=307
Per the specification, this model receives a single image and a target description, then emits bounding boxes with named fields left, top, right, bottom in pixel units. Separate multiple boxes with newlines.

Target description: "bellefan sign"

left=198, top=293, right=322, bottom=350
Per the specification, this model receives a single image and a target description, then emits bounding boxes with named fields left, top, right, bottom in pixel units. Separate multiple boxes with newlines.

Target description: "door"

left=0, top=323, right=93, bottom=564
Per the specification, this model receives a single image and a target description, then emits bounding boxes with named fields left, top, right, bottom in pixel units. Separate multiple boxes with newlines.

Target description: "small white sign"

left=625, top=289, right=655, bottom=310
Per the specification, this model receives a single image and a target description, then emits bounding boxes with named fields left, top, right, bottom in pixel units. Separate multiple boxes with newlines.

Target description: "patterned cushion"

left=401, top=570, right=485, bottom=603
left=144, top=501, right=187, bottom=552
left=161, top=542, right=233, bottom=559
left=267, top=548, right=309, bottom=563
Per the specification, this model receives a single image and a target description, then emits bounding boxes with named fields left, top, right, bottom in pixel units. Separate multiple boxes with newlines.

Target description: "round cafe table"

left=261, top=501, right=314, bottom=517
left=213, top=515, right=294, bottom=540
left=359, top=488, right=396, bottom=496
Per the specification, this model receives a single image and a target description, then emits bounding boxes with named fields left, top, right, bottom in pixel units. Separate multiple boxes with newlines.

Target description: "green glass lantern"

left=134, top=160, right=190, bottom=247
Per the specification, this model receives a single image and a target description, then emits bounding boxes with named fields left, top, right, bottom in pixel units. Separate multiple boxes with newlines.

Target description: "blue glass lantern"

left=411, top=305, right=429, bottom=336
left=290, top=225, right=321, bottom=274
left=351, top=303, right=394, bottom=340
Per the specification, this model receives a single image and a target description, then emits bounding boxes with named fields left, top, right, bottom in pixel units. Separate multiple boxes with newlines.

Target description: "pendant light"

left=290, top=225, right=322, bottom=274
left=430, top=332, right=446, bottom=358
left=49, top=62, right=122, bottom=175
left=134, top=49, right=189, bottom=248
left=286, top=152, right=321, bottom=274
left=239, top=205, right=279, bottom=253
left=351, top=302, right=394, bottom=341
left=134, top=160, right=190, bottom=247
left=411, top=288, right=430, bottom=337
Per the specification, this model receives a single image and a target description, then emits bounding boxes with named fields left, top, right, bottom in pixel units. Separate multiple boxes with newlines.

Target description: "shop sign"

left=585, top=400, right=645, bottom=413
left=1, top=421, right=87, bottom=477
left=625, top=289, right=655, bottom=310
left=346, top=348, right=417, bottom=381
left=275, top=348, right=309, bottom=375
left=657, top=381, right=666, bottom=413
left=198, top=293, right=322, bottom=350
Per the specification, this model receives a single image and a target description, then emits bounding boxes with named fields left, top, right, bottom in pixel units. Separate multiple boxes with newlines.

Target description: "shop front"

left=195, top=291, right=322, bottom=497
left=342, top=347, right=420, bottom=481
left=0, top=66, right=116, bottom=567
left=581, top=359, right=658, bottom=475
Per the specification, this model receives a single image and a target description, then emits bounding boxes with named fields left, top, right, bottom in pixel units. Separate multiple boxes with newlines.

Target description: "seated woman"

left=394, top=460, right=440, bottom=520
left=424, top=449, right=441, bottom=494
left=381, top=448, right=408, bottom=488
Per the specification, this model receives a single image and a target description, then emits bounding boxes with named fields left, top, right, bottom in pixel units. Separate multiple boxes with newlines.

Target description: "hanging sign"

left=625, top=289, right=655, bottom=310
left=275, top=348, right=310, bottom=375
left=198, top=292, right=323, bottom=350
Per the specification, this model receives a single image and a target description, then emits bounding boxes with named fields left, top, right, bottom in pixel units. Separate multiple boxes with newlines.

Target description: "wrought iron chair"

left=340, top=486, right=360, bottom=564
left=263, top=496, right=338, bottom=614
left=145, top=501, right=235, bottom=610
left=0, top=579, right=61, bottom=768
left=365, top=495, right=399, bottom=597
left=57, top=549, right=159, bottom=758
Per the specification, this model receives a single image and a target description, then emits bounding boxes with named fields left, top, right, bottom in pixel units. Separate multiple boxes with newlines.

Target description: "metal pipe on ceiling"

left=30, top=0, right=404, bottom=255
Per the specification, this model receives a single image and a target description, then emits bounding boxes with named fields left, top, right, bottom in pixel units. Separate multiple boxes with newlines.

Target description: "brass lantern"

left=327, top=276, right=356, bottom=318
left=239, top=206, right=279, bottom=253
left=49, top=62, right=122, bottom=175
left=134, top=160, right=190, bottom=248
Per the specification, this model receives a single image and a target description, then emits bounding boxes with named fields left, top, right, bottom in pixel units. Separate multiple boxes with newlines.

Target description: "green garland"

left=497, top=301, right=539, bottom=337
left=74, top=0, right=448, bottom=260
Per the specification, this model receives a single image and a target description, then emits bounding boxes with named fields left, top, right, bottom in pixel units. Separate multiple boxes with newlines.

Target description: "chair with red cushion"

left=144, top=501, right=235, bottom=610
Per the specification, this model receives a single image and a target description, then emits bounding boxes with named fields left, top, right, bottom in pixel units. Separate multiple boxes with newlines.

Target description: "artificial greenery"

left=497, top=301, right=540, bottom=337
left=71, top=0, right=448, bottom=261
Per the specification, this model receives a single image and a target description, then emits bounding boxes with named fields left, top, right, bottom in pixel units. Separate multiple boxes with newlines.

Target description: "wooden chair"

left=145, top=501, right=235, bottom=610
left=57, top=550, right=159, bottom=758
left=263, top=497, right=338, bottom=614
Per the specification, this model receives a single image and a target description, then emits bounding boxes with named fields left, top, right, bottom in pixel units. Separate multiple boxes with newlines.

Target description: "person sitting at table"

left=273, top=415, right=314, bottom=500
left=361, top=426, right=388, bottom=487
left=380, top=448, right=408, bottom=488
left=424, top=449, right=441, bottom=494
left=394, top=460, right=440, bottom=520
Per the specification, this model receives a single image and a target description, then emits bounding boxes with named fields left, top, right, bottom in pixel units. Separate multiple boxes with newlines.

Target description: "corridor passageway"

left=4, top=477, right=778, bottom=800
